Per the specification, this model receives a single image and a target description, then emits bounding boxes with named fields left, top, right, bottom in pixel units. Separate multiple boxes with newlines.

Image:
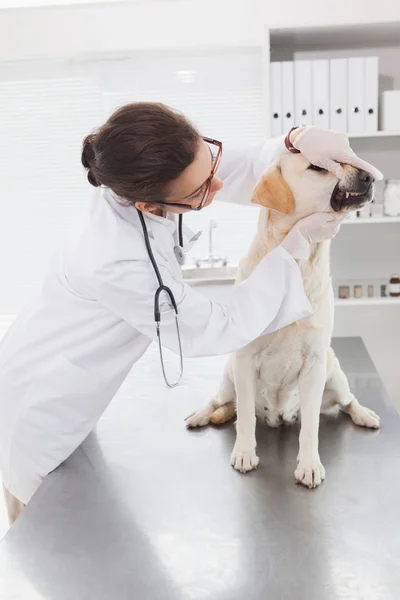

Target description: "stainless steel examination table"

left=0, top=337, right=399, bottom=600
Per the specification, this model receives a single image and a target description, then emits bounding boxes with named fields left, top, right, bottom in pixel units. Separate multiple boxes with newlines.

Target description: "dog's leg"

left=185, top=358, right=236, bottom=428
left=295, top=352, right=326, bottom=489
left=231, top=352, right=259, bottom=473
left=324, top=348, right=380, bottom=429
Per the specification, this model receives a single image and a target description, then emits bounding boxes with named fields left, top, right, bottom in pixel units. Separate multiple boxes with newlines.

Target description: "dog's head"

left=251, top=153, right=375, bottom=219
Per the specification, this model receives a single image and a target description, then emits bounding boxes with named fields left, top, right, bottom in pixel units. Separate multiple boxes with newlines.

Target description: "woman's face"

left=136, top=138, right=223, bottom=215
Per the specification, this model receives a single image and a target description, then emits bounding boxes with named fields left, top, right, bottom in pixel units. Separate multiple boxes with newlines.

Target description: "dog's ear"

left=251, top=164, right=294, bottom=215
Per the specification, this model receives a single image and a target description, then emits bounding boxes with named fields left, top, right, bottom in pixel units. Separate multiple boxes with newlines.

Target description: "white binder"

left=294, top=60, right=312, bottom=126
left=312, top=59, right=329, bottom=128
left=282, top=61, right=294, bottom=131
left=270, top=62, right=283, bottom=137
left=330, top=59, right=347, bottom=132
left=347, top=57, right=365, bottom=134
left=365, top=56, right=379, bottom=133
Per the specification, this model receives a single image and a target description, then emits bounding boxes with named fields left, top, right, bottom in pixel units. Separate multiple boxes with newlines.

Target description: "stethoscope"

left=136, top=208, right=184, bottom=388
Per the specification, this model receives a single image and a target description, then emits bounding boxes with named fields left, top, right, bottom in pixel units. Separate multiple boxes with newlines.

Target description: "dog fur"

left=186, top=152, right=380, bottom=488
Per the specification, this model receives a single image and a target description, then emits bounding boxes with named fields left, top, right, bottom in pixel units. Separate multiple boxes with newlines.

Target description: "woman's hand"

left=281, top=212, right=344, bottom=260
left=290, top=127, right=383, bottom=181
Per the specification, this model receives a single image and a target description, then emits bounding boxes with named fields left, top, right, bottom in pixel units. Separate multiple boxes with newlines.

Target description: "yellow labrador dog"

left=186, top=151, right=380, bottom=489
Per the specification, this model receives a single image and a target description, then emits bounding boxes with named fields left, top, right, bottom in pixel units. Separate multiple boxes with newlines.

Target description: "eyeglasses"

left=154, top=136, right=223, bottom=212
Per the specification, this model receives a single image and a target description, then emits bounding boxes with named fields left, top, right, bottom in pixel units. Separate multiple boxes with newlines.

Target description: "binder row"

left=270, top=57, right=379, bottom=136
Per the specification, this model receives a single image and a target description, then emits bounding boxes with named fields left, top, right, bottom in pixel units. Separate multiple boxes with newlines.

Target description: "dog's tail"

left=209, top=401, right=236, bottom=425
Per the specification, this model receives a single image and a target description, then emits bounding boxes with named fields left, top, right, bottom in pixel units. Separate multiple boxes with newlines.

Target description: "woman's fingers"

left=343, top=153, right=383, bottom=181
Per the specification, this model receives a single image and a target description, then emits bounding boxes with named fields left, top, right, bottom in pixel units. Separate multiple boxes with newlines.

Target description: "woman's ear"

left=251, top=163, right=294, bottom=215
left=135, top=202, right=159, bottom=214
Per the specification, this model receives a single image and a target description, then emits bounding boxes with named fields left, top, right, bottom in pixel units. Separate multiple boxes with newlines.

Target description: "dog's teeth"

left=346, top=192, right=350, bottom=199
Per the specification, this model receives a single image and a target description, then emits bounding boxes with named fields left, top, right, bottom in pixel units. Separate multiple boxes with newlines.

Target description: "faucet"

left=194, top=220, right=228, bottom=268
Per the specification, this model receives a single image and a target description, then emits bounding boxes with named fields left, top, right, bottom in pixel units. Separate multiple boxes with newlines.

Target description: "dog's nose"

left=358, top=169, right=374, bottom=184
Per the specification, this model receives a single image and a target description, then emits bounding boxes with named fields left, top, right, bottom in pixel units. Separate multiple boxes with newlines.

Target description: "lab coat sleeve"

left=216, top=135, right=287, bottom=206
left=94, top=246, right=312, bottom=358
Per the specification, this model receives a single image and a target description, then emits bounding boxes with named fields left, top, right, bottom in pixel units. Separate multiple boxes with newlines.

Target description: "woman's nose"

left=211, top=177, right=223, bottom=192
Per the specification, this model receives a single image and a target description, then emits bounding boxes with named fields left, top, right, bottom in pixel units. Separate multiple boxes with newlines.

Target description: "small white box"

left=370, top=202, right=384, bottom=218
left=359, top=205, right=371, bottom=219
left=381, top=91, right=400, bottom=132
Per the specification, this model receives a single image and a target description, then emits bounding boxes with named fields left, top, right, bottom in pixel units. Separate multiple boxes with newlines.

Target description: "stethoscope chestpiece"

left=174, top=245, right=186, bottom=265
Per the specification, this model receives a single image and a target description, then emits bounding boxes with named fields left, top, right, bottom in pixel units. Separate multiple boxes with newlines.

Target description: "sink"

left=182, top=264, right=237, bottom=286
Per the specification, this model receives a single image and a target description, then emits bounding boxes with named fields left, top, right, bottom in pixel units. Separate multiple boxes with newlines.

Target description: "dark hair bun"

left=87, top=169, right=100, bottom=187
left=81, top=133, right=100, bottom=187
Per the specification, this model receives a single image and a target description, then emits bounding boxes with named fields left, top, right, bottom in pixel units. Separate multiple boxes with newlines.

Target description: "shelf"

left=343, top=217, right=400, bottom=225
left=348, top=131, right=400, bottom=139
left=335, top=297, right=400, bottom=307
left=270, top=23, right=400, bottom=53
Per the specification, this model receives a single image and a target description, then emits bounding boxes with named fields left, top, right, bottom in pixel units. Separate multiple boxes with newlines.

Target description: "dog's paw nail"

left=231, top=444, right=259, bottom=473
left=295, top=458, right=325, bottom=489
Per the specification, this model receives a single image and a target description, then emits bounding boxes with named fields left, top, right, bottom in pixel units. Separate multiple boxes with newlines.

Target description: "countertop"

left=0, top=337, right=399, bottom=600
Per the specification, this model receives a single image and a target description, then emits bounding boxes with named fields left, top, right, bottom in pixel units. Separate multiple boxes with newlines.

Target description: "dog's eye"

left=308, top=164, right=326, bottom=172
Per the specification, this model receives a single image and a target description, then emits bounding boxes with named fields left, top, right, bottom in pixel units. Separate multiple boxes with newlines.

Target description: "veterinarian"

left=0, top=102, right=381, bottom=524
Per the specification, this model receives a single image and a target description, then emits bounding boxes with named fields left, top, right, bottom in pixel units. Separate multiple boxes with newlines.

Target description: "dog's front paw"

left=348, top=400, right=380, bottom=429
left=185, top=405, right=213, bottom=428
left=231, top=441, right=259, bottom=473
left=295, top=456, right=325, bottom=489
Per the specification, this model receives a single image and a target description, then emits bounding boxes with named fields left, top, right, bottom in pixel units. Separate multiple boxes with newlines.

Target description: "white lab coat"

left=0, top=136, right=312, bottom=504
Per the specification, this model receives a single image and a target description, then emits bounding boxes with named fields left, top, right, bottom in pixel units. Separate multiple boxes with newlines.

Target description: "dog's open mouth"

left=330, top=183, right=373, bottom=212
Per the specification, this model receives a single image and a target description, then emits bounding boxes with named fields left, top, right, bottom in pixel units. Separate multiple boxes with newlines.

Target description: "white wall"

left=0, top=1, right=263, bottom=61
left=1, top=0, right=399, bottom=63
left=0, top=0, right=127, bottom=7
left=262, top=0, right=400, bottom=28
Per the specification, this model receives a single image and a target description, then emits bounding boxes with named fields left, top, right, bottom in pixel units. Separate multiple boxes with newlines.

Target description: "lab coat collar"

left=103, top=188, right=202, bottom=252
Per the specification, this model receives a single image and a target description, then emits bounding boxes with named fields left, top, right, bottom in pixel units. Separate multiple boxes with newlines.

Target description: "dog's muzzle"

left=330, top=169, right=375, bottom=212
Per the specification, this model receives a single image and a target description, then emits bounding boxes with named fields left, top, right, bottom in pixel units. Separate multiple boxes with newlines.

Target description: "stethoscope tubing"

left=136, top=208, right=184, bottom=388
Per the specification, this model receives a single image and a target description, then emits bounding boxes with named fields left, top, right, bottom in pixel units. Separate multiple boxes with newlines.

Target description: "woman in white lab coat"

left=0, top=102, right=380, bottom=523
